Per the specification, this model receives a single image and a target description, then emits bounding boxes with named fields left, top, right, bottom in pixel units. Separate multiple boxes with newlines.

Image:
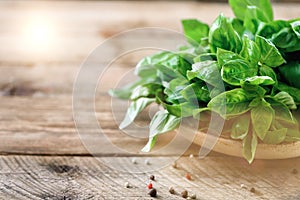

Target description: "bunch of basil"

left=109, top=0, right=300, bottom=163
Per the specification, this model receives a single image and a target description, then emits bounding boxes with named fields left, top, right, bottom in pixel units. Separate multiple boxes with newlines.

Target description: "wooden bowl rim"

left=192, top=131, right=300, bottom=159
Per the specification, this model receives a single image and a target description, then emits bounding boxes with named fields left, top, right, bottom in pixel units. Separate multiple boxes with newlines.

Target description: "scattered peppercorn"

left=124, top=182, right=131, bottom=188
left=250, top=187, right=256, bottom=193
left=149, top=188, right=157, bottom=197
left=145, top=159, right=150, bottom=165
left=169, top=186, right=175, bottom=194
left=147, top=183, right=153, bottom=189
left=190, top=193, right=196, bottom=199
left=185, top=173, right=192, bottom=180
left=172, top=161, right=178, bottom=169
left=172, top=162, right=177, bottom=169
left=240, top=184, right=247, bottom=189
left=181, top=190, right=188, bottom=198
left=131, top=158, right=137, bottom=164
left=150, top=175, right=155, bottom=181
left=292, top=169, right=298, bottom=174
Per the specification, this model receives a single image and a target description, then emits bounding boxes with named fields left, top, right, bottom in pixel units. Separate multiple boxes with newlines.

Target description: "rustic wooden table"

left=0, top=1, right=300, bottom=199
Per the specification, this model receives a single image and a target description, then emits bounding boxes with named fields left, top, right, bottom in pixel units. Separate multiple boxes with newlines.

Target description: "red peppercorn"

left=147, top=183, right=153, bottom=189
left=185, top=173, right=191, bottom=180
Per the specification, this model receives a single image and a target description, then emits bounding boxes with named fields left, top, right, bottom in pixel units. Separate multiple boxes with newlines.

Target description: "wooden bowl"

left=192, top=131, right=300, bottom=159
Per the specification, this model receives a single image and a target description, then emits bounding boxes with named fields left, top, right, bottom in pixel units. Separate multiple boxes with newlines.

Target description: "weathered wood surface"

left=0, top=95, right=206, bottom=156
left=0, top=1, right=299, bottom=63
left=0, top=1, right=300, bottom=199
left=1, top=156, right=300, bottom=200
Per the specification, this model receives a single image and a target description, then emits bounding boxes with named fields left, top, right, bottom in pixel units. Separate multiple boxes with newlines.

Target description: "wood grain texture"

left=0, top=64, right=132, bottom=96
left=0, top=95, right=207, bottom=156
left=0, top=1, right=298, bottom=63
left=0, top=1, right=300, bottom=199
left=0, top=155, right=300, bottom=200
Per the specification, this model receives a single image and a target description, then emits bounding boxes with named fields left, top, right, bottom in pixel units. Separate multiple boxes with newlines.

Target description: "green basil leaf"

left=258, top=20, right=289, bottom=39
left=119, top=98, right=155, bottom=129
left=109, top=79, right=147, bottom=99
left=208, top=88, right=253, bottom=119
left=163, top=77, right=187, bottom=93
left=221, top=59, right=258, bottom=86
left=244, top=6, right=270, bottom=34
left=217, top=48, right=243, bottom=67
left=278, top=61, right=300, bottom=89
left=209, top=14, right=242, bottom=53
left=140, top=110, right=182, bottom=152
left=130, top=83, right=162, bottom=100
left=275, top=106, right=295, bottom=124
left=187, top=61, right=222, bottom=88
left=258, top=20, right=300, bottom=53
left=249, top=97, right=263, bottom=107
left=231, top=115, right=250, bottom=139
left=157, top=53, right=193, bottom=76
left=209, top=87, right=224, bottom=98
left=242, top=84, right=267, bottom=97
left=145, top=110, right=181, bottom=141
left=156, top=64, right=181, bottom=82
left=229, top=0, right=273, bottom=22
left=291, top=20, right=300, bottom=39
left=271, top=27, right=298, bottom=49
left=136, top=51, right=193, bottom=79
left=251, top=98, right=274, bottom=140
left=192, top=107, right=211, bottom=119
left=255, top=36, right=286, bottom=67
left=285, top=129, right=300, bottom=142
left=263, top=128, right=287, bottom=144
left=266, top=98, right=295, bottom=123
left=229, top=18, right=245, bottom=36
left=242, top=76, right=275, bottom=86
left=282, top=40, right=300, bottom=53
left=273, top=91, right=297, bottom=110
left=293, top=109, right=300, bottom=124
left=181, top=83, right=211, bottom=103
left=276, top=118, right=299, bottom=135
left=135, top=59, right=157, bottom=78
left=259, top=64, right=278, bottom=85
left=240, top=36, right=261, bottom=64
left=242, top=132, right=258, bottom=164
left=199, top=38, right=210, bottom=50
left=278, top=83, right=300, bottom=104
left=182, top=19, right=210, bottom=46
left=141, top=136, right=157, bottom=152
left=162, top=102, right=198, bottom=117
left=193, top=53, right=216, bottom=63
left=163, top=77, right=188, bottom=104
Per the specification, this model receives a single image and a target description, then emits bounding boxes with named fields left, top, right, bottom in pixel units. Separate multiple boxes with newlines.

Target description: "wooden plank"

left=0, top=1, right=298, bottom=63
left=0, top=64, right=133, bottom=96
left=0, top=95, right=207, bottom=156
left=0, top=155, right=300, bottom=199
left=0, top=64, right=77, bottom=96
left=0, top=49, right=165, bottom=96
left=0, top=49, right=164, bottom=96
